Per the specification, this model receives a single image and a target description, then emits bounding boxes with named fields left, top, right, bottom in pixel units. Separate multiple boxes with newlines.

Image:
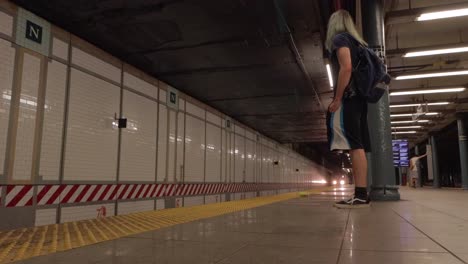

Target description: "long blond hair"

left=325, top=10, right=367, bottom=52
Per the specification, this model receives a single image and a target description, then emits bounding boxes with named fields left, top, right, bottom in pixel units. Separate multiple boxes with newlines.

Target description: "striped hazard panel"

left=1, top=183, right=313, bottom=208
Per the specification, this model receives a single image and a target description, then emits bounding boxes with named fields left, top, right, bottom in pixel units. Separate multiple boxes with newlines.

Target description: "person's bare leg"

left=334, top=148, right=369, bottom=208
left=350, top=149, right=367, bottom=188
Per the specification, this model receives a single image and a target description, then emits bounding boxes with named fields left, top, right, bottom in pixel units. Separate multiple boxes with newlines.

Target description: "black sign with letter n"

left=170, top=91, right=177, bottom=104
left=25, top=20, right=42, bottom=44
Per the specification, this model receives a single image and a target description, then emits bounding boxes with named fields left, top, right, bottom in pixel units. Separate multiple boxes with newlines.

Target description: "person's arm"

left=329, top=47, right=352, bottom=112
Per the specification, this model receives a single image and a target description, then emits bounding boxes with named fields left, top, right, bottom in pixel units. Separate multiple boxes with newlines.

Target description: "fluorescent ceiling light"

left=390, top=102, right=450, bottom=108
left=391, top=120, right=430, bottom=124
left=326, top=64, right=333, bottom=88
left=417, top=8, right=468, bottom=21
left=392, top=131, right=418, bottom=134
left=392, top=126, right=423, bottom=129
left=395, top=70, right=468, bottom=80
left=390, top=87, right=466, bottom=96
left=391, top=112, right=439, bottom=117
left=404, top=46, right=468, bottom=57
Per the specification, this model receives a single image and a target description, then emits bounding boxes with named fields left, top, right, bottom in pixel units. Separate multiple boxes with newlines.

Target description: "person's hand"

left=328, top=99, right=342, bottom=112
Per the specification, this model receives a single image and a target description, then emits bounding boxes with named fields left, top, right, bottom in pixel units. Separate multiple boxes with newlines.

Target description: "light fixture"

left=391, top=120, right=430, bottom=124
left=392, top=126, right=423, bottom=129
left=390, top=87, right=466, bottom=96
left=416, top=7, right=468, bottom=21
left=404, top=46, right=468, bottom=57
left=395, top=70, right=468, bottom=80
left=392, top=131, right=418, bottom=134
left=326, top=64, right=333, bottom=88
left=391, top=112, right=439, bottom=117
left=390, top=102, right=450, bottom=108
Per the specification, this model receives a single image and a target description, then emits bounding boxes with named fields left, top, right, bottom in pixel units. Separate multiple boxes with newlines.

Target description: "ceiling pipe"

left=273, top=0, right=325, bottom=113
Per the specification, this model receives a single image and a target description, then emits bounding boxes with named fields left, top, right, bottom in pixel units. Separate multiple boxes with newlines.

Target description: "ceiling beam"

left=156, top=61, right=298, bottom=76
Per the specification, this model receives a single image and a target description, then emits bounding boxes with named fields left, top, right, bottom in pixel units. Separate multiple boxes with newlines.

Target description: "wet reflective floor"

left=18, top=187, right=468, bottom=264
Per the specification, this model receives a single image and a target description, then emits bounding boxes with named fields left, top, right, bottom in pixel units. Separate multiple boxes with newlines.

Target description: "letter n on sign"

left=25, top=20, right=42, bottom=44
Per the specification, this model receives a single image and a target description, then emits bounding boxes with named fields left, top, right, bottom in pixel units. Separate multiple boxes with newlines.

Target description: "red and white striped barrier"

left=0, top=183, right=310, bottom=208
left=5, top=185, right=34, bottom=207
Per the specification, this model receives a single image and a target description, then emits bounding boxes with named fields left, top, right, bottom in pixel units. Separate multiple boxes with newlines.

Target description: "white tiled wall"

left=120, top=90, right=157, bottom=182
left=183, top=196, right=204, bottom=207
left=179, top=98, right=185, bottom=111
left=157, top=105, right=167, bottom=182
left=0, top=11, right=13, bottom=37
left=234, top=124, right=245, bottom=136
left=52, top=37, right=69, bottom=61
left=184, top=115, right=205, bottom=182
left=221, top=129, right=227, bottom=182
left=205, top=123, right=221, bottom=182
left=245, top=139, right=255, bottom=183
left=167, top=110, right=176, bottom=182
left=234, top=134, right=245, bottom=182
left=156, top=199, right=165, bottom=210
left=159, top=89, right=167, bottom=103
left=71, top=47, right=121, bottom=83
left=40, top=60, right=67, bottom=181
left=246, top=130, right=255, bottom=141
left=186, top=102, right=204, bottom=119
left=61, top=203, right=115, bottom=223
left=205, top=194, right=220, bottom=204
left=176, top=112, right=184, bottom=182
left=0, top=4, right=324, bottom=214
left=118, top=200, right=154, bottom=215
left=123, top=72, right=158, bottom=99
left=0, top=39, right=15, bottom=174
left=64, top=69, right=119, bottom=181
left=35, top=208, right=57, bottom=226
left=256, top=145, right=262, bottom=183
left=206, top=111, right=221, bottom=126
left=229, top=132, right=235, bottom=182
left=12, top=53, right=41, bottom=181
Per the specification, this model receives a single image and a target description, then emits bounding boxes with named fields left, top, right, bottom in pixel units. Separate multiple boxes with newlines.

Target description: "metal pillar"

left=430, top=135, right=441, bottom=188
left=414, top=145, right=423, bottom=187
left=362, top=0, right=400, bottom=200
left=397, top=167, right=402, bottom=186
left=457, top=114, right=468, bottom=190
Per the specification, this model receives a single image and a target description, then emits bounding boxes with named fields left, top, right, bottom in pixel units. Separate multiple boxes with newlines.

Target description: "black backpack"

left=344, top=33, right=391, bottom=103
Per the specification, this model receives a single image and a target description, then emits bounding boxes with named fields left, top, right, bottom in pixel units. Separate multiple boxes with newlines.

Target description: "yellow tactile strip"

left=0, top=188, right=326, bottom=263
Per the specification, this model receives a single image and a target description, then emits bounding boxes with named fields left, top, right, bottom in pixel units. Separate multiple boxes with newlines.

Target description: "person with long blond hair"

left=326, top=10, right=371, bottom=208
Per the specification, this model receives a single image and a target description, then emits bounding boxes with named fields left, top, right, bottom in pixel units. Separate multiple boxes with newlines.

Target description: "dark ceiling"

left=13, top=0, right=346, bottom=168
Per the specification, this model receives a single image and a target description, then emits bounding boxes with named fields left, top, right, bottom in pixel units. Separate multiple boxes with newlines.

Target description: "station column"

left=457, top=113, right=468, bottom=190
left=361, top=0, right=400, bottom=200
left=430, top=134, right=441, bottom=188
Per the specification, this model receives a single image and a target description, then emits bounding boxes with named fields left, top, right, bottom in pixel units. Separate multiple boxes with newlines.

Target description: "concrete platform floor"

left=17, top=187, right=468, bottom=264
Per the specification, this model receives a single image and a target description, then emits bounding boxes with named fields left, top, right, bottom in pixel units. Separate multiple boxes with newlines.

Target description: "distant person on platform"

left=325, top=10, right=371, bottom=208
left=409, top=153, right=427, bottom=188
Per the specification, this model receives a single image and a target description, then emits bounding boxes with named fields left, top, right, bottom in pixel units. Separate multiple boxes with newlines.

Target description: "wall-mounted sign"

left=166, top=86, right=179, bottom=110
left=225, top=117, right=232, bottom=131
left=15, top=8, right=50, bottom=56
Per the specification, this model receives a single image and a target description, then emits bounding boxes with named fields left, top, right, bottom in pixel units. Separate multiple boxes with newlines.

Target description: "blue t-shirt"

left=330, top=33, right=359, bottom=98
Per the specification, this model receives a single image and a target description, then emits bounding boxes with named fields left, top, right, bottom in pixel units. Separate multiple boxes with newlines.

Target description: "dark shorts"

left=326, top=96, right=371, bottom=152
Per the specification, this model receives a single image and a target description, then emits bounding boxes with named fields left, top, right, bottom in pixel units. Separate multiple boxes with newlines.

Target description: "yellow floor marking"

left=32, top=225, right=47, bottom=256
left=71, top=222, right=84, bottom=247
left=0, top=188, right=328, bottom=263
